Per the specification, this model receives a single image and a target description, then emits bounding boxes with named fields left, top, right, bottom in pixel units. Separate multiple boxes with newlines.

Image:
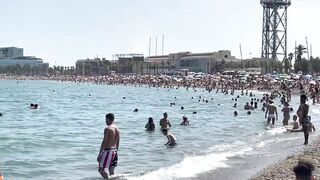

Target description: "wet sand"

left=251, top=135, right=320, bottom=180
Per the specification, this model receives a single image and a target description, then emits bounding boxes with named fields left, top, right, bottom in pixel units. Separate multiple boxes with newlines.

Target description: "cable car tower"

left=261, top=0, right=291, bottom=61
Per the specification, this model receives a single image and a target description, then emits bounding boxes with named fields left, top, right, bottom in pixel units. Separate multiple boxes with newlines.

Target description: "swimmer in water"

left=145, top=117, right=155, bottom=131
left=234, top=111, right=238, bottom=116
left=160, top=112, right=172, bottom=130
left=244, top=102, right=252, bottom=110
left=30, top=104, right=38, bottom=109
left=180, top=116, right=189, bottom=126
left=162, top=129, right=177, bottom=147
left=133, top=108, right=138, bottom=112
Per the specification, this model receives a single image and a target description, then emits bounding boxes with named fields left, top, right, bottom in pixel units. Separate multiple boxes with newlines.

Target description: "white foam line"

left=127, top=146, right=253, bottom=180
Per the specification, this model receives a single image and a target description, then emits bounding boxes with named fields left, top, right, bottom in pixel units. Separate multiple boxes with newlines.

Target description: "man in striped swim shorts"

left=97, top=113, right=120, bottom=179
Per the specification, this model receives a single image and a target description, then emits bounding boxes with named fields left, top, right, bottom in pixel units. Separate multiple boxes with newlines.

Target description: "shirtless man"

left=265, top=100, right=278, bottom=126
left=160, top=112, right=171, bottom=130
left=97, top=113, right=120, bottom=179
left=297, top=94, right=310, bottom=145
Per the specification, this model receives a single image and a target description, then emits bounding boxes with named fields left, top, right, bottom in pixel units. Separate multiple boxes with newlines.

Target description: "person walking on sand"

left=160, top=112, right=171, bottom=130
left=297, top=94, right=310, bottom=145
left=265, top=100, right=278, bottom=126
left=97, top=113, right=120, bottom=179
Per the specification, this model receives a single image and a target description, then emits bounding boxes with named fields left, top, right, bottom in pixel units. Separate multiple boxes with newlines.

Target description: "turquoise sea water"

left=0, top=80, right=319, bottom=180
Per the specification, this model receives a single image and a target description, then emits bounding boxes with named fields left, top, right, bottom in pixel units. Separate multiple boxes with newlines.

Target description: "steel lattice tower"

left=261, top=0, right=291, bottom=61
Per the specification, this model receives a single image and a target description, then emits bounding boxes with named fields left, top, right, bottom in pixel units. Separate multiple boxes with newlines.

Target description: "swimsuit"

left=268, top=113, right=275, bottom=119
left=98, top=148, right=118, bottom=174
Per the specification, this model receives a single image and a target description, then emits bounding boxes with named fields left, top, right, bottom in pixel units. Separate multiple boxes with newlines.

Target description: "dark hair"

left=148, top=117, right=153, bottom=123
left=105, top=113, right=115, bottom=121
left=293, top=160, right=315, bottom=179
left=301, top=94, right=308, bottom=100
left=163, top=112, right=168, bottom=116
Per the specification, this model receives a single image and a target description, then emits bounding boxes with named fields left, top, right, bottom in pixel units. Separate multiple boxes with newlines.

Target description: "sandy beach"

left=251, top=135, right=320, bottom=180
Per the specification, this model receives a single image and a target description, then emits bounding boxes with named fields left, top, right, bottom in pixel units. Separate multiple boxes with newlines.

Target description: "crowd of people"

left=1, top=73, right=319, bottom=179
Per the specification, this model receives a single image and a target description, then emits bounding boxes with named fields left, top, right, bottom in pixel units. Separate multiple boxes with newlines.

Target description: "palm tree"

left=294, top=45, right=307, bottom=73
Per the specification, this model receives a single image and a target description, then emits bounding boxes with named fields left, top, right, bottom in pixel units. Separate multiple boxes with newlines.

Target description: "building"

left=146, top=50, right=273, bottom=74
left=75, top=54, right=145, bottom=75
left=0, top=47, right=49, bottom=68
left=146, top=50, right=237, bottom=74
left=0, top=47, right=23, bottom=58
left=76, top=58, right=110, bottom=76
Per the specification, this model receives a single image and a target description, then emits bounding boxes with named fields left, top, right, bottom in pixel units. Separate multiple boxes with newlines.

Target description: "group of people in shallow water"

left=144, top=112, right=190, bottom=147
left=261, top=90, right=316, bottom=145
left=95, top=86, right=317, bottom=179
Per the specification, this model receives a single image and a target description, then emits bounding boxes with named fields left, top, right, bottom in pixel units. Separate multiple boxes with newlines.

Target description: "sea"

left=0, top=80, right=319, bottom=180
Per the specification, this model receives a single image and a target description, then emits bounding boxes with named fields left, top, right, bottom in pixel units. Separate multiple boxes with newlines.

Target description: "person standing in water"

left=97, top=113, right=120, bottom=178
left=160, top=112, right=172, bottom=130
left=282, top=102, right=290, bottom=126
left=145, top=117, right=155, bottom=131
left=297, top=94, right=310, bottom=145
left=265, top=100, right=278, bottom=126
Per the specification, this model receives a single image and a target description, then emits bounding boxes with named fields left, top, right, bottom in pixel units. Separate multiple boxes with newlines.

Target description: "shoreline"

left=251, top=135, right=320, bottom=180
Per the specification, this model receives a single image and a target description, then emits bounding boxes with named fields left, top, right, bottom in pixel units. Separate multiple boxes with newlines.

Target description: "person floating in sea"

left=145, top=117, right=155, bottom=131
left=244, top=102, right=252, bottom=110
left=30, top=103, right=38, bottom=109
left=293, top=160, right=316, bottom=180
left=180, top=116, right=189, bottom=126
left=282, top=102, right=290, bottom=126
left=234, top=111, right=238, bottom=116
left=97, top=113, right=120, bottom=179
left=265, top=100, right=278, bottom=127
left=297, top=94, right=310, bottom=145
left=162, top=129, right=177, bottom=147
left=160, top=112, right=171, bottom=130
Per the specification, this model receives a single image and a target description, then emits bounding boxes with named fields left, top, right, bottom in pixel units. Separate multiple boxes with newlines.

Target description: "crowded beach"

left=1, top=71, right=319, bottom=179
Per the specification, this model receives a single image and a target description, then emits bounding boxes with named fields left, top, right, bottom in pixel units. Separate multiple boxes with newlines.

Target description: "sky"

left=0, top=0, right=319, bottom=66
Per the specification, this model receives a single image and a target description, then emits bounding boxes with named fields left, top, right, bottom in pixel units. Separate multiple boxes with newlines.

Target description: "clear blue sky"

left=0, top=0, right=319, bottom=66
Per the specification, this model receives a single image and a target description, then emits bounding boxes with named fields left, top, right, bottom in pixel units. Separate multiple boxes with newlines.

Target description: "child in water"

left=162, top=129, right=177, bottom=147
left=145, top=117, right=155, bottom=131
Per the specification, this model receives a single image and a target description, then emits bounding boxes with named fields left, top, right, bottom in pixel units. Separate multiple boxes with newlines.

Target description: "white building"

left=0, top=47, right=49, bottom=68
